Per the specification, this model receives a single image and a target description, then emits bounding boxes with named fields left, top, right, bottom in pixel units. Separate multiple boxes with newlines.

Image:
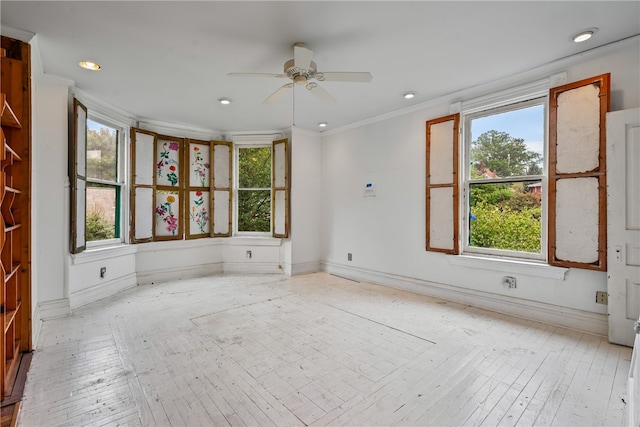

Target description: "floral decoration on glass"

left=190, top=190, right=210, bottom=234
left=155, top=194, right=178, bottom=236
left=191, top=145, right=210, bottom=187
left=157, top=140, right=180, bottom=186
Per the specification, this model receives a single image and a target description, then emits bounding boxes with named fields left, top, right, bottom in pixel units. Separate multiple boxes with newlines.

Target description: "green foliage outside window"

left=471, top=130, right=542, bottom=178
left=238, top=147, right=271, bottom=232
left=469, top=183, right=542, bottom=253
left=469, top=130, right=543, bottom=253
left=86, top=210, right=115, bottom=241
left=86, top=121, right=119, bottom=241
left=87, top=125, right=117, bottom=181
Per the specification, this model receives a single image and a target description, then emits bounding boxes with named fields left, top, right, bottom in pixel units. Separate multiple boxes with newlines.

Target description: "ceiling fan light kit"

left=228, top=43, right=372, bottom=105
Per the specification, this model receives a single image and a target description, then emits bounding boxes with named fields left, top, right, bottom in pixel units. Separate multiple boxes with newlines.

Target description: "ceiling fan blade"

left=294, top=45, right=313, bottom=69
left=306, top=83, right=337, bottom=104
left=228, top=72, right=286, bottom=78
left=262, top=83, right=294, bottom=104
left=317, top=72, right=373, bottom=83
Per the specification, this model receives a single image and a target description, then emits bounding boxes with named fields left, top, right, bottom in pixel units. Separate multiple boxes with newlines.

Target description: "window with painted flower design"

left=186, top=139, right=212, bottom=239
left=154, top=135, right=183, bottom=240
left=130, top=128, right=289, bottom=243
left=130, top=130, right=185, bottom=242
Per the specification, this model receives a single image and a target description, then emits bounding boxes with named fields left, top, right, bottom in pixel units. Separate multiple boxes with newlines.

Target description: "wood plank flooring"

left=18, top=273, right=632, bottom=426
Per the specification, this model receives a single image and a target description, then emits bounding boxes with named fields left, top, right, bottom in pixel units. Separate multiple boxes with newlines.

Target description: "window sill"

left=447, top=253, right=568, bottom=280
left=134, top=236, right=282, bottom=251
left=72, top=244, right=137, bottom=265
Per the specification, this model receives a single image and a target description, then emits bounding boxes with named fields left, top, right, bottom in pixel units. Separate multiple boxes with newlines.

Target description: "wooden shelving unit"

left=0, top=37, right=31, bottom=402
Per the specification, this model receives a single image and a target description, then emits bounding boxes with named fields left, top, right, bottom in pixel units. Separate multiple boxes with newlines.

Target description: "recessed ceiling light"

left=318, top=122, right=328, bottom=128
left=403, top=92, right=416, bottom=99
left=218, top=97, right=232, bottom=105
left=572, top=28, right=598, bottom=43
left=79, top=61, right=101, bottom=71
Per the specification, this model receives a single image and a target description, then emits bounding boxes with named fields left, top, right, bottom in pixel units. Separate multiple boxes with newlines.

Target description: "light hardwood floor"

left=19, top=273, right=631, bottom=426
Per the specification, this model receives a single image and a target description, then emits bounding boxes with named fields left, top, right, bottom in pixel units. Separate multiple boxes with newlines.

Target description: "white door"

left=607, top=108, right=640, bottom=347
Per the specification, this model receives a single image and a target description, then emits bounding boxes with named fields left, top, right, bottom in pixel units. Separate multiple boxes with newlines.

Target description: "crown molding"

left=72, top=87, right=136, bottom=128
left=136, top=118, right=223, bottom=141
left=292, top=126, right=322, bottom=138
left=0, top=25, right=34, bottom=42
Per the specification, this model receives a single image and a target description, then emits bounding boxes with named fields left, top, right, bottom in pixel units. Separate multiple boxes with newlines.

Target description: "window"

left=426, top=73, right=609, bottom=270
left=86, top=118, right=122, bottom=243
left=71, top=99, right=125, bottom=253
left=236, top=146, right=272, bottom=233
left=129, top=130, right=289, bottom=242
left=464, top=99, right=545, bottom=259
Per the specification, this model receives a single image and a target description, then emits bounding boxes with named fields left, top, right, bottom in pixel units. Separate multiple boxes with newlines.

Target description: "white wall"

left=68, top=246, right=137, bottom=308
left=31, top=74, right=71, bottom=340
left=289, top=127, right=322, bottom=275
left=320, top=38, right=640, bottom=336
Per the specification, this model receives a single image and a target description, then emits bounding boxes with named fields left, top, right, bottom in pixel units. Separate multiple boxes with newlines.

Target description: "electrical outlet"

left=347, top=253, right=352, bottom=261
left=246, top=250, right=252, bottom=259
left=503, top=276, right=517, bottom=288
left=100, top=267, right=106, bottom=278
left=596, top=291, right=608, bottom=305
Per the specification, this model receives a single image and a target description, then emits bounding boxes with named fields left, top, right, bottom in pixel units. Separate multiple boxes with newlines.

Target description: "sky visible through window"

left=471, top=104, right=545, bottom=160
left=87, top=119, right=103, bottom=132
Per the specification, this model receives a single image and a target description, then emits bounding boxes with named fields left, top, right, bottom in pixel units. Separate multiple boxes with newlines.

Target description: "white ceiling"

left=1, top=1, right=639, bottom=134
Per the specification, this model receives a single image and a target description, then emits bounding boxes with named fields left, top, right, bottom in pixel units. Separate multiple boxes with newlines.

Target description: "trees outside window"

left=465, top=100, right=545, bottom=257
left=86, top=119, right=121, bottom=242
left=237, top=146, right=271, bottom=233
left=426, top=74, right=607, bottom=268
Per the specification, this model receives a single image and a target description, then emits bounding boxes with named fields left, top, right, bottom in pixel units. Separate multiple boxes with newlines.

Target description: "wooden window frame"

left=272, top=138, right=290, bottom=239
left=130, top=128, right=156, bottom=243
left=184, top=138, right=212, bottom=239
left=212, top=140, right=232, bottom=237
left=130, top=132, right=290, bottom=242
left=426, top=113, right=460, bottom=254
left=70, top=99, right=87, bottom=254
left=426, top=74, right=608, bottom=271
left=548, top=73, right=610, bottom=271
left=153, top=134, right=184, bottom=241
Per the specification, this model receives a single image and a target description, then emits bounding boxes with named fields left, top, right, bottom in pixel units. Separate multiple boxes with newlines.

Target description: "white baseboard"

left=223, top=262, right=283, bottom=275
left=70, top=273, right=138, bottom=309
left=322, top=262, right=608, bottom=337
left=37, top=298, right=71, bottom=320
left=289, top=261, right=321, bottom=276
left=33, top=298, right=71, bottom=349
left=137, top=263, right=224, bottom=285
left=31, top=303, right=42, bottom=350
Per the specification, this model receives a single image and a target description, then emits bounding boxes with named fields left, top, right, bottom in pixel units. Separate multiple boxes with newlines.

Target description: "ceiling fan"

left=228, top=43, right=372, bottom=105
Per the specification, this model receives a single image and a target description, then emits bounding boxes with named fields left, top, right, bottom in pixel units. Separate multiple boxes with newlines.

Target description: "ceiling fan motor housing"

left=284, top=59, right=318, bottom=84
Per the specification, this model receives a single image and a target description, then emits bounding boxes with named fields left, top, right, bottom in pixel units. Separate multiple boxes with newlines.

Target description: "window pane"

left=86, top=183, right=118, bottom=241
left=239, top=147, right=271, bottom=188
left=238, top=190, right=270, bottom=232
left=469, top=181, right=542, bottom=253
left=470, top=104, right=544, bottom=178
left=155, top=190, right=180, bottom=237
left=87, top=119, right=118, bottom=181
